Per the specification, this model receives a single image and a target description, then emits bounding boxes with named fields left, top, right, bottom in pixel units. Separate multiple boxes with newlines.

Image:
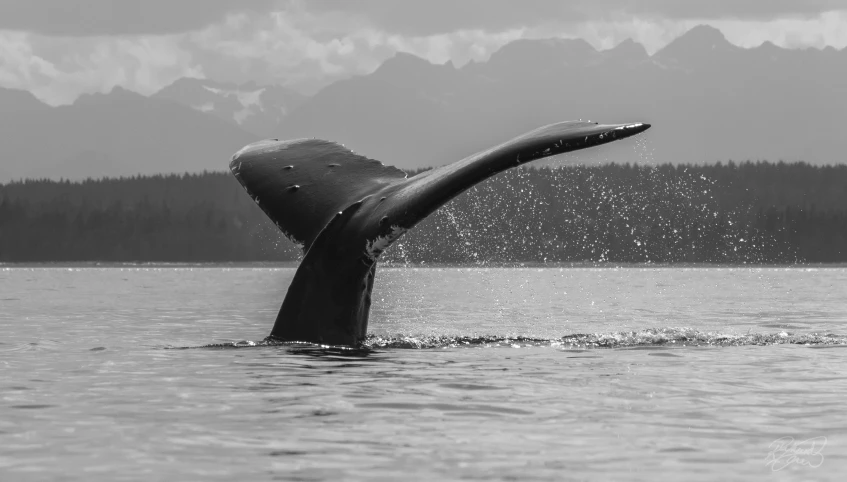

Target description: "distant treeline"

left=1, top=161, right=845, bottom=263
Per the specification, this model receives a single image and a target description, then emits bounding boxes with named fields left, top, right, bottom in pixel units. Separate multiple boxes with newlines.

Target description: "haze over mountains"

left=152, top=78, right=307, bottom=140
left=1, top=25, right=845, bottom=182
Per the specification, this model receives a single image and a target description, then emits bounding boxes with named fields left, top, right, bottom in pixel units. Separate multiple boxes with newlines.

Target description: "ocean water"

left=1, top=265, right=846, bottom=481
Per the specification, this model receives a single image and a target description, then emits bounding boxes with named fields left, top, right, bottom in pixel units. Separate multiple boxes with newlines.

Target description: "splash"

left=189, top=329, right=846, bottom=351
left=365, top=329, right=846, bottom=349
left=382, top=162, right=799, bottom=264
left=366, top=225, right=407, bottom=260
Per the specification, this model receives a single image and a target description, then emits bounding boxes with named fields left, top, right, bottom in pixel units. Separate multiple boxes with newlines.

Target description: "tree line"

left=1, top=161, right=845, bottom=263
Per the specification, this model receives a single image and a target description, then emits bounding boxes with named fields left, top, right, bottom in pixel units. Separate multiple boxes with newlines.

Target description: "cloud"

left=0, top=0, right=277, bottom=36
left=1, top=2, right=846, bottom=106
left=3, top=0, right=843, bottom=37
left=519, top=10, right=847, bottom=53
left=309, top=0, right=847, bottom=35
left=704, top=10, right=847, bottom=50
left=185, top=8, right=381, bottom=93
left=185, top=8, right=525, bottom=92
left=0, top=31, right=202, bottom=104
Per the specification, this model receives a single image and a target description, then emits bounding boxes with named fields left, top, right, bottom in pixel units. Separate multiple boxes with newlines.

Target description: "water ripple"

left=183, top=328, right=847, bottom=351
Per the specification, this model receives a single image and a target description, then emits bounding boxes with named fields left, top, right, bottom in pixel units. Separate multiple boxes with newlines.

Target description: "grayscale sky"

left=2, top=0, right=846, bottom=104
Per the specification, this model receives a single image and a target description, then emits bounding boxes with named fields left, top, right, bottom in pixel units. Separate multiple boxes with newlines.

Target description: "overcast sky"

left=2, top=0, right=846, bottom=105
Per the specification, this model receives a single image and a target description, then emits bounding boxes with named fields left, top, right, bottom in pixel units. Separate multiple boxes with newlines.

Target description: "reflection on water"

left=1, top=266, right=846, bottom=481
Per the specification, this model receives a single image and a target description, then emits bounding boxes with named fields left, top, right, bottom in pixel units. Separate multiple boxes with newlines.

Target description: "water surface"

left=1, top=266, right=846, bottom=480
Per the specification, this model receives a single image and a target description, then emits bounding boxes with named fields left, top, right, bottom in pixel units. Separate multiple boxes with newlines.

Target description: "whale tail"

left=230, top=121, right=651, bottom=345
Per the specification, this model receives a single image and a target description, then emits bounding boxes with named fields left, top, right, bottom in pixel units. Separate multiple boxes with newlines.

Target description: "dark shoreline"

left=3, top=162, right=846, bottom=264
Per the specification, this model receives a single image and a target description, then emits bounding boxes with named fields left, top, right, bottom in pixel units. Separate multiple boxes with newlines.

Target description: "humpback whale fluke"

left=230, top=120, right=651, bottom=345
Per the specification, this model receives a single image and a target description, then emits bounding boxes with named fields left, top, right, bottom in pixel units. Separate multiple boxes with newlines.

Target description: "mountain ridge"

left=2, top=25, right=846, bottom=181
left=151, top=78, right=307, bottom=139
left=0, top=84, right=258, bottom=181
left=276, top=25, right=847, bottom=169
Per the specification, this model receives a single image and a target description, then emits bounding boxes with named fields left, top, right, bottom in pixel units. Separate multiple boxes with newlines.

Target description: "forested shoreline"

left=1, top=161, right=845, bottom=263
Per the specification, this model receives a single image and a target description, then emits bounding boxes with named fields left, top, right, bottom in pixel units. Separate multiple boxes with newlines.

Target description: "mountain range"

left=1, top=25, right=846, bottom=182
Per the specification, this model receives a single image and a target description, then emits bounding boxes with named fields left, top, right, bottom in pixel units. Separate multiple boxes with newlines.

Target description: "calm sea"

left=1, top=266, right=846, bottom=481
